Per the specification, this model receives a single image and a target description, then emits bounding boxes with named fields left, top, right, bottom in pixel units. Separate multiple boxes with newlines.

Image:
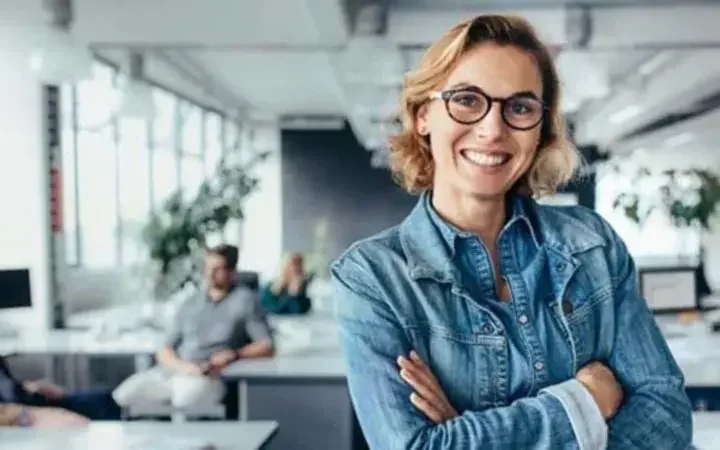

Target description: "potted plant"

left=612, top=168, right=720, bottom=230
left=142, top=150, right=269, bottom=299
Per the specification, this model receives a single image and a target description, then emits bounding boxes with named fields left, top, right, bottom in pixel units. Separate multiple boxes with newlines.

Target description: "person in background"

left=331, top=13, right=692, bottom=450
left=112, top=244, right=274, bottom=411
left=260, top=253, right=313, bottom=315
left=0, top=356, right=120, bottom=426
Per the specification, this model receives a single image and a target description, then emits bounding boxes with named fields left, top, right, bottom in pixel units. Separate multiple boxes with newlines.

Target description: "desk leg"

left=238, top=380, right=249, bottom=421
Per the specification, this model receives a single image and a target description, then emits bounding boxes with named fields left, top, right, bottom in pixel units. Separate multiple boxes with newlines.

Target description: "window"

left=179, top=102, right=202, bottom=156
left=152, top=89, right=176, bottom=149
left=74, top=63, right=119, bottom=268
left=76, top=125, right=118, bottom=267
left=204, top=112, right=223, bottom=177
left=61, top=60, right=229, bottom=268
left=152, top=148, right=178, bottom=209
left=117, top=118, right=151, bottom=264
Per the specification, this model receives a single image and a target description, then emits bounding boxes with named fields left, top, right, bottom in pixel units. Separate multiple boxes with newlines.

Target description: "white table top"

left=0, top=421, right=278, bottom=450
left=693, top=412, right=720, bottom=449
left=0, top=328, right=163, bottom=357
left=224, top=312, right=346, bottom=379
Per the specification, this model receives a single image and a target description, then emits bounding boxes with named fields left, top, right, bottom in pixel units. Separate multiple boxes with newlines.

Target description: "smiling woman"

left=331, top=13, right=692, bottom=450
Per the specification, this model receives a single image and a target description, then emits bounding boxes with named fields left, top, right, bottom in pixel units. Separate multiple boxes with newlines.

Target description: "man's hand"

left=23, top=380, right=65, bottom=400
left=28, top=407, right=89, bottom=427
left=576, top=361, right=624, bottom=420
left=208, top=349, right=238, bottom=372
left=398, top=351, right=458, bottom=424
left=178, top=362, right=206, bottom=376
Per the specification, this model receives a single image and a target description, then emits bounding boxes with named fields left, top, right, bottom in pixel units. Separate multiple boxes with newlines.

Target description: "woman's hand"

left=397, top=351, right=458, bottom=424
left=23, top=380, right=65, bottom=400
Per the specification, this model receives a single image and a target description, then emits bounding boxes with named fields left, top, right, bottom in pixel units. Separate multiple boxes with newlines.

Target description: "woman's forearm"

left=0, top=403, right=24, bottom=426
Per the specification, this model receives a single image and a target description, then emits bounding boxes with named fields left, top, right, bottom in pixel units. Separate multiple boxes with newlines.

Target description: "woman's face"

left=417, top=43, right=544, bottom=200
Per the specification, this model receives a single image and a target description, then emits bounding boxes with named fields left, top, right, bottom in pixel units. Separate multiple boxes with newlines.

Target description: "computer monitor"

left=0, top=268, right=32, bottom=310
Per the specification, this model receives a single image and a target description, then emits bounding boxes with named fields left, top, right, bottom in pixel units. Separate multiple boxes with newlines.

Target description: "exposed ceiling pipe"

left=150, top=49, right=251, bottom=115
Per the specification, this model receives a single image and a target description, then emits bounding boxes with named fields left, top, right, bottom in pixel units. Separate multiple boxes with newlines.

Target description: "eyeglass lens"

left=446, top=90, right=544, bottom=129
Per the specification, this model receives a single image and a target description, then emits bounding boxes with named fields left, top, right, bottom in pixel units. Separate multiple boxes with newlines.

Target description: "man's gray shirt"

left=165, top=284, right=274, bottom=363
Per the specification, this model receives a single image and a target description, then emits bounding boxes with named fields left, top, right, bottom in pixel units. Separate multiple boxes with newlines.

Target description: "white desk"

left=222, top=312, right=352, bottom=450
left=658, top=312, right=720, bottom=387
left=0, top=328, right=163, bottom=390
left=693, top=412, right=720, bottom=449
left=0, top=421, right=278, bottom=450
left=0, top=328, right=162, bottom=357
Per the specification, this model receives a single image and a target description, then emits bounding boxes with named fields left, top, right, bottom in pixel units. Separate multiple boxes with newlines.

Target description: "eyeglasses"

left=430, top=87, right=547, bottom=131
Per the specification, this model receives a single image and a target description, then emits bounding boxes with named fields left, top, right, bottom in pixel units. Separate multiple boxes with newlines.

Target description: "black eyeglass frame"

left=430, top=87, right=548, bottom=131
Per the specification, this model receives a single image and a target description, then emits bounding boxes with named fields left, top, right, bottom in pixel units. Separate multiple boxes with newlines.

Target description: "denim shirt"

left=331, top=193, right=692, bottom=450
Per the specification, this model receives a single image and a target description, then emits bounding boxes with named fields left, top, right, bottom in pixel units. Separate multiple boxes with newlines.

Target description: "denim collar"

left=423, top=191, right=540, bottom=256
left=399, top=191, right=604, bottom=282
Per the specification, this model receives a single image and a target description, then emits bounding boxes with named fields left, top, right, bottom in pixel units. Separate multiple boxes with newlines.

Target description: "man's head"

left=204, top=244, right=239, bottom=290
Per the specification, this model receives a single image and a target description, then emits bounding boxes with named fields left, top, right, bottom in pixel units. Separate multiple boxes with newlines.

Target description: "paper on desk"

left=127, top=437, right=217, bottom=450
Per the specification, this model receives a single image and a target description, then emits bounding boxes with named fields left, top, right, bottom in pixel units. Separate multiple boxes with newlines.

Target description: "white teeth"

left=462, top=150, right=507, bottom=167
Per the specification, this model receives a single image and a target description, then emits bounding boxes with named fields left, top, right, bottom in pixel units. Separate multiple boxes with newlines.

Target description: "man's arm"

left=603, top=228, right=692, bottom=448
left=155, top=300, right=202, bottom=374
left=333, top=258, right=606, bottom=450
left=239, top=290, right=275, bottom=358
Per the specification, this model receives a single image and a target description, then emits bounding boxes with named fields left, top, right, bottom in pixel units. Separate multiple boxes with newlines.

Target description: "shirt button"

left=562, top=300, right=574, bottom=315
left=518, top=314, right=528, bottom=324
left=534, top=361, right=544, bottom=371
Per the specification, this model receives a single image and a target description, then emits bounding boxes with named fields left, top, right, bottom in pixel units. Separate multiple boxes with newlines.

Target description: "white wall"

left=220, top=122, right=282, bottom=282
left=0, top=19, right=51, bottom=329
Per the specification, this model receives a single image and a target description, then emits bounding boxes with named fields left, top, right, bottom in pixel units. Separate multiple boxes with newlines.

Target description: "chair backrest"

left=236, top=271, right=260, bottom=292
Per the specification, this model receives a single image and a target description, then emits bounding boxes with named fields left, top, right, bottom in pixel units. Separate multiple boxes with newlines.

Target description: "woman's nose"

left=473, top=103, right=506, bottom=141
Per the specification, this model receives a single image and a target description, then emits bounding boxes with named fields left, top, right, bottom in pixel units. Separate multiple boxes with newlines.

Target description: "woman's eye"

left=452, top=94, right=481, bottom=108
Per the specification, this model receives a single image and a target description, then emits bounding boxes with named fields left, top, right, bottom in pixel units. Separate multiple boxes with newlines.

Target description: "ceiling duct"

left=620, top=87, right=720, bottom=141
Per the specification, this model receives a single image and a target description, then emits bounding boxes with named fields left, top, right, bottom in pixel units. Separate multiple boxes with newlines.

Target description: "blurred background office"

left=1, top=0, right=720, bottom=449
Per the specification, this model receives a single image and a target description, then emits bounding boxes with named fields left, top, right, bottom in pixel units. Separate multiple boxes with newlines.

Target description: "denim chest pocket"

left=405, top=319, right=506, bottom=411
left=561, top=286, right=614, bottom=367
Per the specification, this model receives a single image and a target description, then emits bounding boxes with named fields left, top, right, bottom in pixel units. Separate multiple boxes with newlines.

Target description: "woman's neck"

left=430, top=187, right=507, bottom=248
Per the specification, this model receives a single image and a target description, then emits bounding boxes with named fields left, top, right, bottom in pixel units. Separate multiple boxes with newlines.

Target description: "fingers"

left=410, top=392, right=443, bottom=424
left=397, top=351, right=457, bottom=422
left=399, top=366, right=444, bottom=409
left=399, top=352, right=442, bottom=393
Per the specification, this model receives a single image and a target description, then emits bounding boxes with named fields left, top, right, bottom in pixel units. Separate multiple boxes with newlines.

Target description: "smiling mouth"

left=460, top=149, right=512, bottom=167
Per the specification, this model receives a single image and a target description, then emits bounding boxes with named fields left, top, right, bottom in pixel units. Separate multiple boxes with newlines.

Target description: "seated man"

left=112, top=244, right=274, bottom=411
left=0, top=356, right=120, bottom=426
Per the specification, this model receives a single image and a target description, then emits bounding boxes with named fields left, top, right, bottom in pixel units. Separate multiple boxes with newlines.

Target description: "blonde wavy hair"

left=387, top=14, right=580, bottom=197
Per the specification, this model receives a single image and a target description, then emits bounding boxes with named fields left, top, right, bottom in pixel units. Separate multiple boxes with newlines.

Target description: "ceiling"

left=3, top=0, right=720, bottom=161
